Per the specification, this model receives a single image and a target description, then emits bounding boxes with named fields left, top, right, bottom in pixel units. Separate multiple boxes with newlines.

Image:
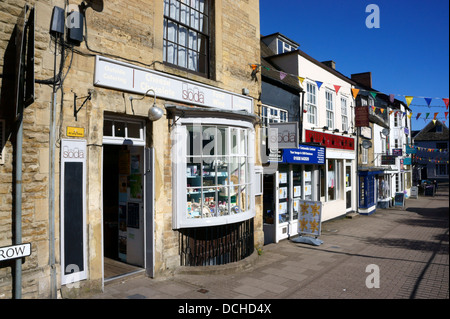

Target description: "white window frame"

left=325, top=90, right=334, bottom=129
left=362, top=147, right=368, bottom=164
left=277, top=39, right=294, bottom=54
left=172, top=117, right=255, bottom=229
left=341, top=97, right=348, bottom=131
left=306, top=82, right=317, bottom=125
left=103, top=117, right=146, bottom=146
left=261, top=105, right=288, bottom=128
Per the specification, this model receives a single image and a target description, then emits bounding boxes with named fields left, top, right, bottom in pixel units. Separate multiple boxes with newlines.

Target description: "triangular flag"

left=370, top=92, right=377, bottom=100
left=405, top=96, right=413, bottom=107
left=445, top=112, right=448, bottom=119
left=389, top=94, right=395, bottom=103
left=433, top=112, right=438, bottom=120
left=351, top=88, right=359, bottom=99
left=432, top=119, right=436, bottom=125
left=333, top=85, right=341, bottom=94
left=407, top=113, right=412, bottom=119
left=443, top=98, right=449, bottom=110
left=389, top=110, right=394, bottom=115
left=424, top=98, right=432, bottom=107
left=416, top=113, right=421, bottom=120
left=298, top=77, right=305, bottom=85
left=316, top=81, right=323, bottom=90
left=280, top=72, right=287, bottom=80
left=380, top=108, right=385, bottom=113
left=425, top=113, right=430, bottom=119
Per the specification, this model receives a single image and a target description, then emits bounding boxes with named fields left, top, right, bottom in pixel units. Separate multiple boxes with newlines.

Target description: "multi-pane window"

left=394, top=111, right=399, bottom=127
left=261, top=105, right=288, bottom=129
left=306, top=82, right=317, bottom=125
left=277, top=39, right=295, bottom=54
left=341, top=97, right=348, bottom=131
left=163, top=0, right=210, bottom=76
left=326, top=90, right=334, bottom=129
left=186, top=125, right=251, bottom=219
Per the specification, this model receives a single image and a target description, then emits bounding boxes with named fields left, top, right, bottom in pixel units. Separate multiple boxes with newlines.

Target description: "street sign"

left=410, top=186, right=418, bottom=199
left=0, top=243, right=31, bottom=261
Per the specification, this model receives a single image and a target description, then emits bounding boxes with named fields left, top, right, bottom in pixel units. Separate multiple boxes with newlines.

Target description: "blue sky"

left=259, top=0, right=449, bottom=131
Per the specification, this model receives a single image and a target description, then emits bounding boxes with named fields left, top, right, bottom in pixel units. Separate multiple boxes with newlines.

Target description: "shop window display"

left=185, top=125, right=250, bottom=220
left=328, top=160, right=336, bottom=201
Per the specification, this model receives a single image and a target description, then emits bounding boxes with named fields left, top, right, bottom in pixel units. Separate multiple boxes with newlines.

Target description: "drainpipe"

left=14, top=112, right=23, bottom=299
left=48, top=31, right=59, bottom=299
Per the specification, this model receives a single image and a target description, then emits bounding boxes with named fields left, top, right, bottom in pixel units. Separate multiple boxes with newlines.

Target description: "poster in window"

left=119, top=149, right=130, bottom=174
left=279, top=187, right=288, bottom=199
left=293, top=186, right=301, bottom=197
left=278, top=172, right=287, bottom=184
left=130, top=154, right=140, bottom=174
left=305, top=184, right=312, bottom=195
left=129, top=174, right=142, bottom=200
left=127, top=202, right=140, bottom=228
left=304, top=171, right=311, bottom=182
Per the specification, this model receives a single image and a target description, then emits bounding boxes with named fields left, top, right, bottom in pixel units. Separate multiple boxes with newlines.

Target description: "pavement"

left=87, top=184, right=448, bottom=301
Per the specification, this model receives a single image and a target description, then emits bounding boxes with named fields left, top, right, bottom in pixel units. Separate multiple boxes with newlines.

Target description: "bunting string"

left=249, top=63, right=449, bottom=109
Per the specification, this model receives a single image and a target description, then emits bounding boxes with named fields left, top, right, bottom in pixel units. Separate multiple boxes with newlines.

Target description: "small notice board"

left=297, top=200, right=322, bottom=237
left=394, top=192, right=405, bottom=208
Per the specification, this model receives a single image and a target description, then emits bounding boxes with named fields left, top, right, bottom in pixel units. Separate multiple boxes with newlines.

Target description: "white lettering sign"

left=94, top=56, right=253, bottom=112
left=269, top=122, right=298, bottom=149
left=0, top=243, right=31, bottom=261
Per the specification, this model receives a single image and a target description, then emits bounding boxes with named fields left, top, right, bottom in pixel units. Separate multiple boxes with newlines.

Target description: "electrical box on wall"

left=67, top=11, right=84, bottom=45
left=50, top=6, right=65, bottom=35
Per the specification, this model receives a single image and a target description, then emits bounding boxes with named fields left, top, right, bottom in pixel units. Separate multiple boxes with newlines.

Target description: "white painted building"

left=262, top=33, right=357, bottom=222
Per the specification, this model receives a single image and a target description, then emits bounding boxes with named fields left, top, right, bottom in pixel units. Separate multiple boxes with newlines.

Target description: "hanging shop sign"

left=381, top=155, right=396, bottom=165
left=0, top=243, right=31, bottom=261
left=282, top=144, right=325, bottom=165
left=359, top=126, right=372, bottom=139
left=94, top=56, right=253, bottom=113
left=268, top=122, right=298, bottom=149
left=392, top=148, right=403, bottom=156
left=355, top=106, right=369, bottom=127
left=405, top=145, right=416, bottom=154
left=403, top=157, right=411, bottom=165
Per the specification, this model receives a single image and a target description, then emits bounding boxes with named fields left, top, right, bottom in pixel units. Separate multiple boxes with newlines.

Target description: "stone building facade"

left=0, top=0, right=262, bottom=298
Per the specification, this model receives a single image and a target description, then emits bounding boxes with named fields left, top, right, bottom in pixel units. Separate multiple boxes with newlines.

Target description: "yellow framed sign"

left=67, top=126, right=85, bottom=137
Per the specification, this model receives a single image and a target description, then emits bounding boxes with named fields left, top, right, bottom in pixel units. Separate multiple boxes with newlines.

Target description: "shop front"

left=263, top=144, right=325, bottom=244
left=304, top=130, right=356, bottom=221
left=358, top=169, right=385, bottom=215
left=168, top=105, right=258, bottom=265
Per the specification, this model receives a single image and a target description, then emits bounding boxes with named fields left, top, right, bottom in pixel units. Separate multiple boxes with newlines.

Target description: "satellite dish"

left=362, top=140, right=372, bottom=149
left=381, top=128, right=389, bottom=136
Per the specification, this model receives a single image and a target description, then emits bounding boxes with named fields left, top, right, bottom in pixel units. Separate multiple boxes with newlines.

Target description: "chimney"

left=351, top=72, right=372, bottom=88
left=322, top=60, right=336, bottom=70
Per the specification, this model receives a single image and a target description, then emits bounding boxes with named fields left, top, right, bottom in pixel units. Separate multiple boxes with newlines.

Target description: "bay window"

left=173, top=118, right=255, bottom=228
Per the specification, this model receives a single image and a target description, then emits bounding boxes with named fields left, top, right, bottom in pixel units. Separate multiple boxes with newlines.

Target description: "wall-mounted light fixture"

left=129, top=89, right=164, bottom=121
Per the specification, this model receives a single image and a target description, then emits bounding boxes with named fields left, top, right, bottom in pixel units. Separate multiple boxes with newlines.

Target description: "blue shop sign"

left=282, top=144, right=326, bottom=165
